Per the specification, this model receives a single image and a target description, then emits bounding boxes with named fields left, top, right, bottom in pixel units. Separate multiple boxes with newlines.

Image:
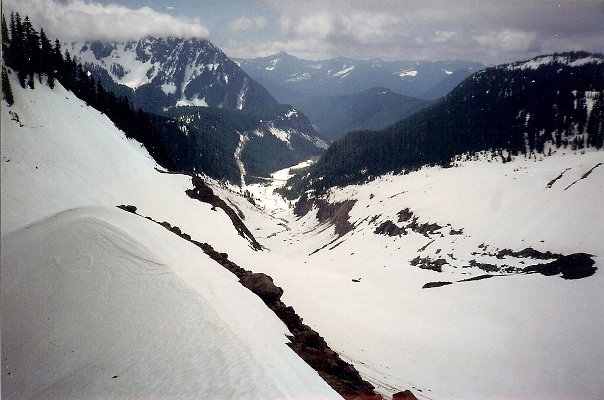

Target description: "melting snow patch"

left=286, top=72, right=311, bottom=82
left=333, top=66, right=355, bottom=78
left=398, top=69, right=418, bottom=78
left=268, top=124, right=292, bottom=147
left=176, top=97, right=208, bottom=107
left=161, top=82, right=177, bottom=95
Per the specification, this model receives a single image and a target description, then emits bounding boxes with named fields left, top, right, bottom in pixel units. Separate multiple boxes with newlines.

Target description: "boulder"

left=239, top=273, right=283, bottom=303
left=392, top=389, right=418, bottom=399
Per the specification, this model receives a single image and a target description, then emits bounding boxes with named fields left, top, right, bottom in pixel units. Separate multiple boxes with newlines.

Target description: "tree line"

left=1, top=12, right=174, bottom=170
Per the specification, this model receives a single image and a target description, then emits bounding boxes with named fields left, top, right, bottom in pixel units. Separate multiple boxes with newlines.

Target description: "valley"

left=2, top=5, right=604, bottom=400
left=239, top=150, right=604, bottom=399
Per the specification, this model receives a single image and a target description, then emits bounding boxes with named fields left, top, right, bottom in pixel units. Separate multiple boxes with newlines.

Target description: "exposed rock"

left=408, top=218, right=443, bottom=237
left=458, top=274, right=494, bottom=282
left=524, top=253, right=596, bottom=279
left=374, top=220, right=406, bottom=236
left=564, top=163, right=602, bottom=190
left=117, top=204, right=137, bottom=213
left=546, top=168, right=570, bottom=189
left=295, top=195, right=357, bottom=237
left=411, top=256, right=447, bottom=272
left=422, top=281, right=452, bottom=289
left=417, top=240, right=435, bottom=252
left=397, top=208, right=414, bottom=222
left=392, top=390, right=418, bottom=399
left=293, top=194, right=315, bottom=217
left=468, top=259, right=500, bottom=272
left=291, top=329, right=329, bottom=350
left=496, top=247, right=560, bottom=260
left=239, top=273, right=284, bottom=303
left=186, top=175, right=262, bottom=250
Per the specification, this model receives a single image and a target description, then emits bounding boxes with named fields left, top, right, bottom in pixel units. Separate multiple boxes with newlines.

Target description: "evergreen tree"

left=52, top=39, right=63, bottom=86
left=1, top=14, right=9, bottom=61
left=10, top=13, right=27, bottom=88
left=2, top=66, right=14, bottom=106
left=587, top=99, right=603, bottom=148
left=40, top=28, right=54, bottom=87
left=22, top=16, right=41, bottom=88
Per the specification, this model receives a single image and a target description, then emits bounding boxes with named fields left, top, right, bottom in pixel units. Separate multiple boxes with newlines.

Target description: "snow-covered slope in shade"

left=0, top=75, right=342, bottom=399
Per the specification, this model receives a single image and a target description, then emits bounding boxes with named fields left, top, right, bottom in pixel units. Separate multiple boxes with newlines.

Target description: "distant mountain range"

left=283, top=51, right=604, bottom=194
left=235, top=52, right=483, bottom=139
left=235, top=52, right=485, bottom=102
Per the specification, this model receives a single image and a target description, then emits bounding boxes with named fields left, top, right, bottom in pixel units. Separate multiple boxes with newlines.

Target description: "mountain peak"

left=71, top=36, right=278, bottom=112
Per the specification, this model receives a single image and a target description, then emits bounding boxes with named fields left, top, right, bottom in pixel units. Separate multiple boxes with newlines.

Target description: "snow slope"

left=1, top=75, right=341, bottom=399
left=234, top=153, right=604, bottom=400
left=2, top=207, right=339, bottom=399
left=3, top=70, right=603, bottom=400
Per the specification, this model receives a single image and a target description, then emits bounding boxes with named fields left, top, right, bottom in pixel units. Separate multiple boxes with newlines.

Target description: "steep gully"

left=117, top=173, right=403, bottom=399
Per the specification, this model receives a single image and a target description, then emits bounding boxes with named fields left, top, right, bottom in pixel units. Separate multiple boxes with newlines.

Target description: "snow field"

left=1, top=75, right=342, bottom=399
left=3, top=69, right=603, bottom=400
left=234, top=151, right=604, bottom=399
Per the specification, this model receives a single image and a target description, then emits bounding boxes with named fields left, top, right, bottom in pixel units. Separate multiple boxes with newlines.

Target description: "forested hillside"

left=283, top=52, right=603, bottom=195
left=297, top=87, right=429, bottom=141
left=1, top=13, right=326, bottom=185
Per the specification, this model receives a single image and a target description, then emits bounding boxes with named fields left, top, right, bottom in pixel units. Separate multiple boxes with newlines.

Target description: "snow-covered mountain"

left=3, top=51, right=603, bottom=400
left=67, top=37, right=328, bottom=183
left=68, top=37, right=279, bottom=113
left=235, top=52, right=485, bottom=102
left=1, top=72, right=349, bottom=399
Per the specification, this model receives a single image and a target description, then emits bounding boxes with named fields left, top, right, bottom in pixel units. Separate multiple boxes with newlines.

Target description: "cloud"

left=220, top=0, right=604, bottom=63
left=431, top=30, right=456, bottom=44
left=228, top=16, right=266, bottom=33
left=5, top=0, right=602, bottom=63
left=474, top=29, right=538, bottom=52
left=3, top=0, right=209, bottom=42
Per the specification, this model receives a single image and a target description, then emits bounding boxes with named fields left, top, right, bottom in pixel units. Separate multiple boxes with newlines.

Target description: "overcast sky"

left=4, top=0, right=603, bottom=64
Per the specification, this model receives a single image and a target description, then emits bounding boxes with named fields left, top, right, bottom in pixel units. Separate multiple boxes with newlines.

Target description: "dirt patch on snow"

left=295, top=195, right=357, bottom=237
